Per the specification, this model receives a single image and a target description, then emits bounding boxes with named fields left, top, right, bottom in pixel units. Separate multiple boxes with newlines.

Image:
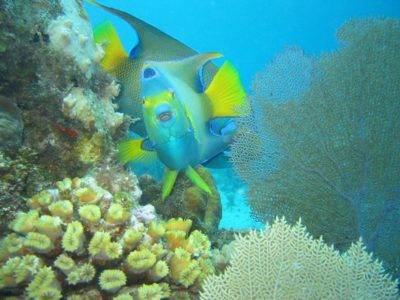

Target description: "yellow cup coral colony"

left=0, top=177, right=217, bottom=299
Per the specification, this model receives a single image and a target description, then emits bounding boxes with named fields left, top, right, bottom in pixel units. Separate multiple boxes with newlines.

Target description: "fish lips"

left=155, top=103, right=174, bottom=123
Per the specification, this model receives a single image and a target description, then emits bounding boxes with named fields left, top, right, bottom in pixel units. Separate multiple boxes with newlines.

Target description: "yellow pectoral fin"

left=161, top=169, right=179, bottom=200
left=205, top=60, right=247, bottom=117
left=185, top=166, right=212, bottom=194
left=117, top=139, right=157, bottom=164
left=93, top=19, right=128, bottom=72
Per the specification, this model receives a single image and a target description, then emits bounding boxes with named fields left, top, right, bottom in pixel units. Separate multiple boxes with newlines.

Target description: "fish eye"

left=143, top=67, right=156, bottom=79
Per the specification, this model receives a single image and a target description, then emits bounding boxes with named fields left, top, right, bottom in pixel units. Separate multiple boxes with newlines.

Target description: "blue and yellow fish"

left=87, top=1, right=247, bottom=198
left=87, top=0, right=219, bottom=136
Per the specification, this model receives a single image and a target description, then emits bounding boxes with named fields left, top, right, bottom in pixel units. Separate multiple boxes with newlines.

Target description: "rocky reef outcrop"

left=0, top=0, right=131, bottom=228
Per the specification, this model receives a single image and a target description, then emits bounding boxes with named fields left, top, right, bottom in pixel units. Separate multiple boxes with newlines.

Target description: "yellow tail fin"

left=117, top=139, right=157, bottom=164
left=93, top=20, right=128, bottom=72
left=205, top=61, right=247, bottom=117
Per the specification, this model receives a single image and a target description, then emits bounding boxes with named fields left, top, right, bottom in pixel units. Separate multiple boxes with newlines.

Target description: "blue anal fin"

left=208, top=118, right=237, bottom=136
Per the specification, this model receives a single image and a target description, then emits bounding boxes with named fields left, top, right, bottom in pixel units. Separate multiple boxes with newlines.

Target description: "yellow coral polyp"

left=89, top=231, right=111, bottom=257
left=185, top=230, right=211, bottom=257
left=15, top=255, right=43, bottom=284
left=48, top=200, right=73, bottom=221
left=165, top=218, right=192, bottom=235
left=0, top=177, right=219, bottom=298
left=98, top=269, right=126, bottom=292
left=24, top=232, right=54, bottom=253
left=106, top=203, right=129, bottom=224
left=197, top=257, right=215, bottom=283
left=35, top=215, right=63, bottom=240
left=79, top=204, right=102, bottom=223
left=1, top=233, right=24, bottom=258
left=169, top=248, right=201, bottom=287
left=148, top=260, right=169, bottom=282
left=74, top=187, right=101, bottom=204
left=150, top=243, right=168, bottom=260
left=175, top=260, right=201, bottom=288
left=62, top=221, right=85, bottom=253
left=54, top=254, right=75, bottom=274
left=35, top=287, right=62, bottom=300
left=10, top=210, right=39, bottom=234
left=126, top=249, right=156, bottom=273
left=26, top=266, right=57, bottom=298
left=56, top=177, right=72, bottom=193
left=122, top=229, right=142, bottom=251
left=0, top=257, right=21, bottom=287
left=147, top=221, right=165, bottom=242
left=28, top=190, right=53, bottom=210
left=165, top=230, right=187, bottom=250
left=66, top=271, right=80, bottom=285
left=137, top=283, right=171, bottom=300
left=77, top=263, right=96, bottom=283
left=105, top=242, right=122, bottom=260
left=71, top=177, right=81, bottom=188
left=66, top=262, right=96, bottom=285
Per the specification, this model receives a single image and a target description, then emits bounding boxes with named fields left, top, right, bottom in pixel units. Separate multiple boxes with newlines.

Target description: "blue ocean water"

left=85, top=0, right=400, bottom=230
left=85, top=0, right=400, bottom=90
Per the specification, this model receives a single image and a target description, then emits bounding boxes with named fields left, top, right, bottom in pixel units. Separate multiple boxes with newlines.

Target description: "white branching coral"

left=200, top=218, right=399, bottom=300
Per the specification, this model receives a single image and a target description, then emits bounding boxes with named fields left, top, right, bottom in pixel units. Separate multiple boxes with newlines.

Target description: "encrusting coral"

left=0, top=176, right=216, bottom=299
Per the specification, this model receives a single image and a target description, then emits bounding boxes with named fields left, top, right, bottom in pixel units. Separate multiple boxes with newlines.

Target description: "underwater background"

left=85, top=0, right=400, bottom=231
left=0, top=0, right=400, bottom=299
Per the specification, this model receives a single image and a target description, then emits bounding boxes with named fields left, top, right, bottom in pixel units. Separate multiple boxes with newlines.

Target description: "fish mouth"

left=155, top=103, right=174, bottom=122
left=157, top=110, right=173, bottom=122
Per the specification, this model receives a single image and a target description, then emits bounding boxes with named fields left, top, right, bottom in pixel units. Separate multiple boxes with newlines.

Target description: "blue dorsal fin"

left=208, top=118, right=237, bottom=136
left=129, top=43, right=142, bottom=59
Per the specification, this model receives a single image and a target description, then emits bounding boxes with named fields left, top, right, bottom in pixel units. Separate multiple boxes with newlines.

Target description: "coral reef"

left=0, top=0, right=130, bottom=224
left=0, top=0, right=129, bottom=173
left=0, top=95, right=23, bottom=151
left=0, top=177, right=216, bottom=299
left=139, top=167, right=222, bottom=241
left=201, top=218, right=399, bottom=299
left=231, top=18, right=400, bottom=277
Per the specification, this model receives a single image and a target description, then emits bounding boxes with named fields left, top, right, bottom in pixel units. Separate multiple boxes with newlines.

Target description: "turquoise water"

left=85, top=0, right=400, bottom=90
left=1, top=0, right=400, bottom=298
left=85, top=0, right=400, bottom=231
